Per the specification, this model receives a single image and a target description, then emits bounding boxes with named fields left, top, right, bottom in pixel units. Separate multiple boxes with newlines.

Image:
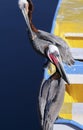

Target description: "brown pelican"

left=18, top=0, right=74, bottom=85
left=38, top=62, right=65, bottom=129
left=18, top=0, right=74, bottom=129
left=42, top=72, right=65, bottom=130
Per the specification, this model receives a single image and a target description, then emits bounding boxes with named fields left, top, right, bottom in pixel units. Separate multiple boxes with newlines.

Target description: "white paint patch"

left=67, top=74, right=83, bottom=84
left=71, top=48, right=83, bottom=60
left=72, top=103, right=83, bottom=124
left=64, top=33, right=83, bottom=37
left=53, top=124, right=75, bottom=130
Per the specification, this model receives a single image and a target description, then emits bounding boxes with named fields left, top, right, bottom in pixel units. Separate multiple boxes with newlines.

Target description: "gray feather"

left=43, top=77, right=65, bottom=130
left=38, top=30, right=75, bottom=65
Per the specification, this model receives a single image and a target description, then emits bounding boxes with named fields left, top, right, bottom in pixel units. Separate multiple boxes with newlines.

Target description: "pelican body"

left=39, top=67, right=65, bottom=130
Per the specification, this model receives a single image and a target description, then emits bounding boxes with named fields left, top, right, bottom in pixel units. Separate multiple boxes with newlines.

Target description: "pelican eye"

left=56, top=54, right=59, bottom=57
left=53, top=51, right=59, bottom=57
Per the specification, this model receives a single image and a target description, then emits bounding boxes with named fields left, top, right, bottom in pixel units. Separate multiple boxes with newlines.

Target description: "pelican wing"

left=38, top=30, right=75, bottom=65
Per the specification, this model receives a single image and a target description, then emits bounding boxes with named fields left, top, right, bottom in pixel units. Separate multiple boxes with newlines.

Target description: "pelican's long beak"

left=49, top=53, right=70, bottom=85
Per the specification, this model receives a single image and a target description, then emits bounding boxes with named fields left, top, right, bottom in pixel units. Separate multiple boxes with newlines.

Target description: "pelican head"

left=18, top=0, right=29, bottom=12
left=46, top=45, right=70, bottom=84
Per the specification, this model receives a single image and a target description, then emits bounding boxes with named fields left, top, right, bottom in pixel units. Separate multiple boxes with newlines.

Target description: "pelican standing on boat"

left=18, top=0, right=74, bottom=129
left=39, top=67, right=65, bottom=130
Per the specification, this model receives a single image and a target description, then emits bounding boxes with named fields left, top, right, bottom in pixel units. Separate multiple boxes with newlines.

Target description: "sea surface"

left=0, top=0, right=58, bottom=129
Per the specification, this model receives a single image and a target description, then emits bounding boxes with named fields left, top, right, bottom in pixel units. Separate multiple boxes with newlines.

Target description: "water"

left=0, top=0, right=58, bottom=129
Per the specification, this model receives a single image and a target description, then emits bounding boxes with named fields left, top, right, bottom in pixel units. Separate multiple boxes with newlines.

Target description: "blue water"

left=0, top=0, right=58, bottom=129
